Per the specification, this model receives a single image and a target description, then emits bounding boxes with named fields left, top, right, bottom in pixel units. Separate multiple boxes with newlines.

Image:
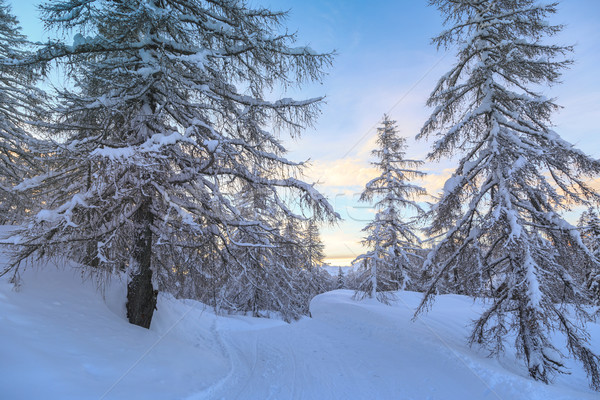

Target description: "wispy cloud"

left=304, top=157, right=378, bottom=192
left=321, top=226, right=365, bottom=264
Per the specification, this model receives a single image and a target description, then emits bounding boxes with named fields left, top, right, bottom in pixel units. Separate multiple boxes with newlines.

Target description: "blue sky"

left=9, top=0, right=600, bottom=265
left=270, top=0, right=600, bottom=265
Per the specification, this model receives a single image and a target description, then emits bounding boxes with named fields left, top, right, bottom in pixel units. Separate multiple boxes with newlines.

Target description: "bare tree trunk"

left=126, top=199, right=157, bottom=328
left=84, top=162, right=99, bottom=268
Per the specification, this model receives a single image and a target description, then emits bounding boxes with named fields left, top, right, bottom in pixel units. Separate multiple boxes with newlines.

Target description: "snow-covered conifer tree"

left=303, top=218, right=332, bottom=294
left=578, top=208, right=600, bottom=258
left=578, top=208, right=600, bottom=304
left=0, top=1, right=45, bottom=224
left=280, top=218, right=305, bottom=271
left=417, top=0, right=600, bottom=388
left=354, top=116, right=425, bottom=303
left=279, top=217, right=311, bottom=314
left=220, top=181, right=306, bottom=321
left=5, top=0, right=337, bottom=328
left=336, top=267, right=345, bottom=289
left=305, top=218, right=326, bottom=271
left=280, top=218, right=332, bottom=309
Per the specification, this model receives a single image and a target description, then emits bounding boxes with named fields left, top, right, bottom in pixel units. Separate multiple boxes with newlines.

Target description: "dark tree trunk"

left=84, top=163, right=99, bottom=268
left=126, top=200, right=157, bottom=329
left=84, top=240, right=99, bottom=268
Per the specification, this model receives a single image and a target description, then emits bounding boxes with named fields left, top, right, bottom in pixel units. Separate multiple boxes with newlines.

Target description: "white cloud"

left=321, top=226, right=366, bottom=261
left=303, top=157, right=378, bottom=191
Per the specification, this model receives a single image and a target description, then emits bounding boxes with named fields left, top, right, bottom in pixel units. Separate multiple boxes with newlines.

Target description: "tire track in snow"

left=230, top=331, right=259, bottom=399
left=192, top=318, right=264, bottom=400
left=185, top=318, right=232, bottom=400
left=288, top=342, right=300, bottom=400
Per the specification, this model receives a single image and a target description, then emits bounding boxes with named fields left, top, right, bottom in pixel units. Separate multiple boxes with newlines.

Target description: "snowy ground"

left=1, top=263, right=598, bottom=400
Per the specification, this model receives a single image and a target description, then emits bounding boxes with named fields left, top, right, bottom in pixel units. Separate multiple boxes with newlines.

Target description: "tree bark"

left=126, top=199, right=157, bottom=329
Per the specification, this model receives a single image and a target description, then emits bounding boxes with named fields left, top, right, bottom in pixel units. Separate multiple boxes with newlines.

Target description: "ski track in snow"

left=1, top=266, right=599, bottom=400
left=193, top=292, right=598, bottom=400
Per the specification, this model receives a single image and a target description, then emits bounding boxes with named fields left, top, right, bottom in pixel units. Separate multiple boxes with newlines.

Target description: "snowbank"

left=0, top=264, right=598, bottom=399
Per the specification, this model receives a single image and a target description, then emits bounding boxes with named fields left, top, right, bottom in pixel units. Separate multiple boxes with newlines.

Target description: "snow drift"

left=0, top=263, right=598, bottom=400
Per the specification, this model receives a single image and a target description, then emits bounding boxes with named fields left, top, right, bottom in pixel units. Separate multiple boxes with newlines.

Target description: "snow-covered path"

left=190, top=291, right=597, bottom=400
left=1, top=267, right=598, bottom=400
left=197, top=294, right=497, bottom=400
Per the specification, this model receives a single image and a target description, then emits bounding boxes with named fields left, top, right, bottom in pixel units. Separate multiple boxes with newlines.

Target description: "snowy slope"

left=1, top=263, right=598, bottom=400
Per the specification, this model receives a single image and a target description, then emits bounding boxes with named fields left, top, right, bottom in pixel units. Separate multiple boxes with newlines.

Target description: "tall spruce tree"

left=353, top=115, right=425, bottom=303
left=417, top=0, right=600, bottom=388
left=5, top=0, right=337, bottom=328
